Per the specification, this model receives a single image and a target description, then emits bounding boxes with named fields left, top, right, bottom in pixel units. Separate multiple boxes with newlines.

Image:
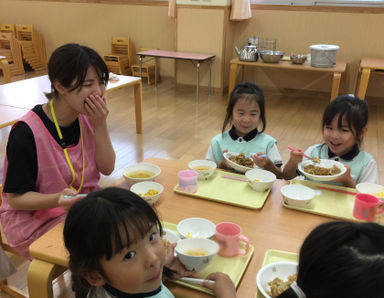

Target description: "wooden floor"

left=0, top=71, right=383, bottom=297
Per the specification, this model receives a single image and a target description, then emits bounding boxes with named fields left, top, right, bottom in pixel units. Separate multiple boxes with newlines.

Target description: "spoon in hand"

left=288, top=146, right=320, bottom=164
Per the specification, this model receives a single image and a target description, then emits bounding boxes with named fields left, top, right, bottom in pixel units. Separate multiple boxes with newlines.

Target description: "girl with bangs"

left=283, top=95, right=377, bottom=187
left=0, top=43, right=115, bottom=259
left=64, top=187, right=237, bottom=298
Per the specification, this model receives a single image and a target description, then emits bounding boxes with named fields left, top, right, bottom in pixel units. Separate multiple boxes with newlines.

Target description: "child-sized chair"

left=132, top=48, right=160, bottom=85
left=103, top=36, right=134, bottom=75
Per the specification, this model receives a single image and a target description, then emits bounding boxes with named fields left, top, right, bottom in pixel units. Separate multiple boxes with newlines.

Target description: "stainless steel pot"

left=235, top=43, right=258, bottom=62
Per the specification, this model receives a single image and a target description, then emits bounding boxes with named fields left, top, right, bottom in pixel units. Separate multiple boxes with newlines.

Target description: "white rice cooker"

left=309, top=44, right=339, bottom=68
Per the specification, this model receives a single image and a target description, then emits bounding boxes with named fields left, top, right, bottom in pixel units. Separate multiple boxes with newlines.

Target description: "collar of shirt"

left=327, top=144, right=360, bottom=161
left=229, top=125, right=258, bottom=142
left=103, top=283, right=162, bottom=298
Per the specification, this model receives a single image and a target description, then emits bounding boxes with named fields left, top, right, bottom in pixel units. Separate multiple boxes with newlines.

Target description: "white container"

left=309, top=44, right=339, bottom=68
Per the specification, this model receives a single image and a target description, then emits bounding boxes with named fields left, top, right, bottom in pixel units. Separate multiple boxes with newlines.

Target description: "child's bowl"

left=280, top=184, right=315, bottom=207
left=175, top=238, right=219, bottom=271
left=298, top=159, right=346, bottom=182
left=356, top=182, right=384, bottom=198
left=123, top=163, right=161, bottom=184
left=245, top=169, right=276, bottom=192
left=188, top=160, right=217, bottom=180
left=256, top=261, right=298, bottom=298
left=130, top=181, right=164, bottom=205
left=177, top=217, right=216, bottom=239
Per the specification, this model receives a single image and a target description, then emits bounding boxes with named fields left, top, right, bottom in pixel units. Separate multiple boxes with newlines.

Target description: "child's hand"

left=164, top=243, right=196, bottom=278
left=251, top=152, right=268, bottom=168
left=84, top=93, right=109, bottom=128
left=218, top=150, right=232, bottom=170
left=332, top=165, right=356, bottom=188
left=289, top=150, right=304, bottom=166
left=58, top=188, right=83, bottom=210
left=202, top=272, right=236, bottom=298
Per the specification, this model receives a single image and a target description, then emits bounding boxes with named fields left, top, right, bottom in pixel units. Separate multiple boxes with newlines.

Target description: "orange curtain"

left=168, top=0, right=176, bottom=18
left=230, top=0, right=252, bottom=21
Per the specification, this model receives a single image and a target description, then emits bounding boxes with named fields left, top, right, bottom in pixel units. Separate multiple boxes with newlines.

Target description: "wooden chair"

left=131, top=48, right=160, bottom=85
left=0, top=24, right=16, bottom=35
left=0, top=58, right=12, bottom=83
left=15, top=24, right=47, bottom=71
left=103, top=36, right=134, bottom=75
left=0, top=32, right=24, bottom=76
left=0, top=185, right=27, bottom=298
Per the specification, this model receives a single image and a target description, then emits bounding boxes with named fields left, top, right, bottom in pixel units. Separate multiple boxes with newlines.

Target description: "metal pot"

left=235, top=43, right=258, bottom=62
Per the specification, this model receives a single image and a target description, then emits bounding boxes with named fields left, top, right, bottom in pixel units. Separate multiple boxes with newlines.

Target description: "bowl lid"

left=310, top=44, right=339, bottom=51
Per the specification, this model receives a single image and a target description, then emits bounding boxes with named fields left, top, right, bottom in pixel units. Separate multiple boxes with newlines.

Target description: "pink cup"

left=215, top=222, right=250, bottom=257
left=178, top=170, right=198, bottom=193
left=353, top=193, right=384, bottom=222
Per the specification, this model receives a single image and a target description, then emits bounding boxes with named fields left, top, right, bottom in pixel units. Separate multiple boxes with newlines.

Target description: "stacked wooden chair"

left=0, top=32, right=24, bottom=77
left=0, top=185, right=27, bottom=298
left=0, top=24, right=16, bottom=35
left=103, top=36, right=134, bottom=75
left=131, top=48, right=160, bottom=85
left=15, top=24, right=47, bottom=71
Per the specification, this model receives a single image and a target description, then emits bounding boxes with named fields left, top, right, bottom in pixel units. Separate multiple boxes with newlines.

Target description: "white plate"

left=256, top=261, right=298, bottom=298
left=223, top=152, right=258, bottom=173
left=298, top=159, right=346, bottom=182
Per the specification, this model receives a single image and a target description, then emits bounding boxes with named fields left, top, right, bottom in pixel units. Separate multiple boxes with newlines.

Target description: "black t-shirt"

left=3, top=104, right=80, bottom=194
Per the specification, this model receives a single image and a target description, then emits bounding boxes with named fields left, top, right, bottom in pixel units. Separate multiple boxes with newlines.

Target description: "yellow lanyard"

left=50, top=100, right=85, bottom=192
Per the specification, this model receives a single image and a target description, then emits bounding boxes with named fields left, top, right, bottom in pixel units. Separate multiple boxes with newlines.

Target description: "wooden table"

left=0, top=105, right=29, bottom=128
left=28, top=158, right=329, bottom=298
left=0, top=74, right=143, bottom=133
left=136, top=50, right=215, bottom=98
left=228, top=58, right=347, bottom=102
left=356, top=57, right=384, bottom=100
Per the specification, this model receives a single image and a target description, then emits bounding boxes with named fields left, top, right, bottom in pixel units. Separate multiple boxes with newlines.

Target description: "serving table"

left=356, top=57, right=384, bottom=100
left=136, top=50, right=215, bottom=98
left=27, top=158, right=329, bottom=298
left=0, top=74, right=143, bottom=133
left=228, top=58, right=346, bottom=102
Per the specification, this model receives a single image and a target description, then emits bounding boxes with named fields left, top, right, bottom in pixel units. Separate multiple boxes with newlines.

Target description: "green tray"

left=163, top=222, right=254, bottom=295
left=174, top=169, right=271, bottom=209
left=283, top=179, right=359, bottom=221
left=255, top=249, right=298, bottom=298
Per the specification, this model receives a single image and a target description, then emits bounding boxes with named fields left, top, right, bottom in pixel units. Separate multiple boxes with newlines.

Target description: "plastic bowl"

left=298, top=159, right=346, bottom=182
left=177, top=217, right=216, bottom=239
left=280, top=184, right=315, bottom=207
left=256, top=261, right=298, bottom=298
left=223, top=152, right=257, bottom=173
left=260, top=50, right=285, bottom=63
left=175, top=238, right=219, bottom=271
left=188, top=160, right=217, bottom=180
left=162, top=228, right=180, bottom=244
left=245, top=169, right=276, bottom=192
left=130, top=181, right=164, bottom=205
left=356, top=182, right=384, bottom=198
left=123, top=163, right=161, bottom=184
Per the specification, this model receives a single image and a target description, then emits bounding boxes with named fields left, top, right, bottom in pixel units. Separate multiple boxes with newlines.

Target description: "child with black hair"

left=0, top=43, right=115, bottom=259
left=206, top=82, right=283, bottom=178
left=283, top=94, right=377, bottom=187
left=277, top=221, right=384, bottom=298
left=64, top=187, right=237, bottom=298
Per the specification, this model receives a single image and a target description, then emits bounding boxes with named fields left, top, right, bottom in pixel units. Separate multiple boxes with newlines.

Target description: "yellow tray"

left=174, top=169, right=271, bottom=209
left=282, top=179, right=359, bottom=221
left=255, top=249, right=298, bottom=298
left=164, top=222, right=254, bottom=295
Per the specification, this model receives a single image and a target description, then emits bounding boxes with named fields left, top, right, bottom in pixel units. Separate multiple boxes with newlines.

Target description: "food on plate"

left=192, top=166, right=212, bottom=171
left=229, top=153, right=254, bottom=168
left=303, top=164, right=341, bottom=176
left=267, top=274, right=297, bottom=297
left=184, top=248, right=210, bottom=256
left=127, top=170, right=155, bottom=179
left=312, top=157, right=321, bottom=163
left=138, top=189, right=159, bottom=197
